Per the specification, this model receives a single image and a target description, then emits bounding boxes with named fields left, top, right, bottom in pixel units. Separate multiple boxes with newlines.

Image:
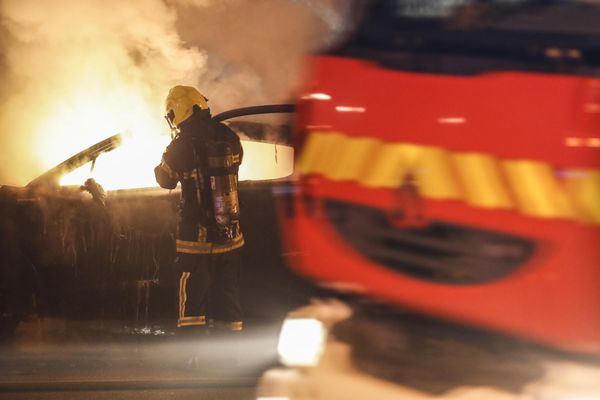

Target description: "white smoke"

left=171, top=0, right=353, bottom=110
left=0, top=0, right=350, bottom=186
left=0, top=0, right=204, bottom=185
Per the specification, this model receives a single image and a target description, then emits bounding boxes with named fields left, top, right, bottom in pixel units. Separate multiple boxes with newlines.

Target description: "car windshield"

left=334, top=0, right=600, bottom=75
left=382, top=0, right=600, bottom=22
left=358, top=0, right=600, bottom=37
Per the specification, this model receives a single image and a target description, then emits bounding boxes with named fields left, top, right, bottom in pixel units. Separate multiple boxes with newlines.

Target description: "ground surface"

left=0, top=318, right=279, bottom=400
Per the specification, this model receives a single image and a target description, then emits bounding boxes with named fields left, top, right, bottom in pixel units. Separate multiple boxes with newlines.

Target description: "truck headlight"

left=277, top=318, right=327, bottom=367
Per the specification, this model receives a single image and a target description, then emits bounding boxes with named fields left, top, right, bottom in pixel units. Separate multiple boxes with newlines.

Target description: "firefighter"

left=155, top=86, right=245, bottom=339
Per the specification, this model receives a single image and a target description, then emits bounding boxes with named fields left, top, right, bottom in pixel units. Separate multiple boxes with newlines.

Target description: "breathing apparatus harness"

left=183, top=116, right=242, bottom=245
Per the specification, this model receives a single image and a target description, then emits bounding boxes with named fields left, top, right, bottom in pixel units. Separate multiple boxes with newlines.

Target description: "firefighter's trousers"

left=175, top=249, right=243, bottom=331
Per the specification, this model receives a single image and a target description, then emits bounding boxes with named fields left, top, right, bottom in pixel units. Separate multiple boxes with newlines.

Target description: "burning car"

left=258, top=0, right=600, bottom=398
left=0, top=105, right=314, bottom=338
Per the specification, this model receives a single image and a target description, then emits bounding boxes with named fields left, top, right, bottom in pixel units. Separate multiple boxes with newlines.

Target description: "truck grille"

left=324, top=200, right=536, bottom=284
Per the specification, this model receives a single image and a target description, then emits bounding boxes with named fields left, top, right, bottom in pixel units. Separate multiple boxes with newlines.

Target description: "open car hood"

left=27, top=134, right=122, bottom=188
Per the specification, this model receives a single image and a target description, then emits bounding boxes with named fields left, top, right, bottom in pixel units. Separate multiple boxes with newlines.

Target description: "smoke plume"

left=0, top=0, right=351, bottom=186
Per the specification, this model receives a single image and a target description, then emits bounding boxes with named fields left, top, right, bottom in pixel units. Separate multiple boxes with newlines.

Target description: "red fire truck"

left=281, top=0, right=600, bottom=358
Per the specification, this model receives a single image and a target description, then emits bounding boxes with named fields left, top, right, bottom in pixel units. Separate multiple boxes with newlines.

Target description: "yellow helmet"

left=165, top=85, right=209, bottom=126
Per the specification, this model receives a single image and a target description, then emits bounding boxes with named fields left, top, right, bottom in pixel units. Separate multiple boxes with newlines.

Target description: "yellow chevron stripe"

left=502, top=160, right=578, bottom=219
left=564, top=170, right=600, bottom=224
left=415, top=146, right=462, bottom=200
left=453, top=153, right=513, bottom=209
left=298, top=131, right=600, bottom=225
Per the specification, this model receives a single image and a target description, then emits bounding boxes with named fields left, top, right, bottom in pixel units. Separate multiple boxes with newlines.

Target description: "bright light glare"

left=37, top=85, right=165, bottom=173
left=277, top=318, right=326, bottom=367
left=438, top=117, right=466, bottom=124
left=301, top=93, right=331, bottom=100
left=335, top=106, right=365, bottom=113
left=60, top=139, right=294, bottom=191
left=238, top=141, right=294, bottom=182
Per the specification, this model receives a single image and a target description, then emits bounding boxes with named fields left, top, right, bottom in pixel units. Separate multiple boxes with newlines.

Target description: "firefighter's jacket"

left=155, top=111, right=244, bottom=254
